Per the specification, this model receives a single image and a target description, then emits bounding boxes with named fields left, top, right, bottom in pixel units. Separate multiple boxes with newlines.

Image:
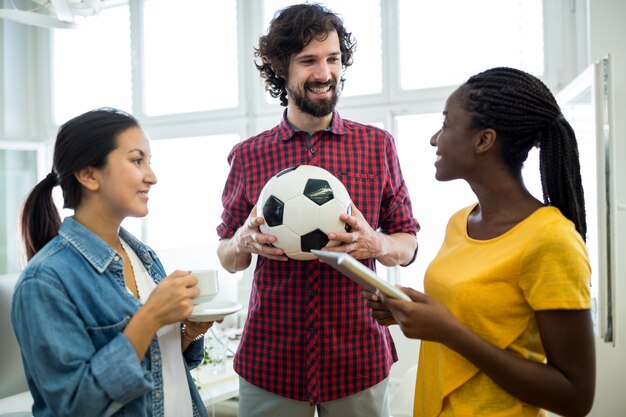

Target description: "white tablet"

left=311, top=249, right=411, bottom=301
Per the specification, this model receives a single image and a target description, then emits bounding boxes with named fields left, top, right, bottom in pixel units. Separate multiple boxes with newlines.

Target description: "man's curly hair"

left=254, top=3, right=357, bottom=106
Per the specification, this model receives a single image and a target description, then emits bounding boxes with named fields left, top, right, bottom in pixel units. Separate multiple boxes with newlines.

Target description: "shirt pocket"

left=336, top=171, right=383, bottom=225
left=86, top=316, right=131, bottom=351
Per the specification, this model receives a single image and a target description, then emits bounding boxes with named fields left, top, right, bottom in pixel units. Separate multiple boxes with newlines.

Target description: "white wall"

left=588, top=0, right=626, bottom=415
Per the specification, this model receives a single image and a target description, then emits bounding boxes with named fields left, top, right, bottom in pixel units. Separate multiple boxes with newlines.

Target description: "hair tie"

left=46, top=171, right=59, bottom=186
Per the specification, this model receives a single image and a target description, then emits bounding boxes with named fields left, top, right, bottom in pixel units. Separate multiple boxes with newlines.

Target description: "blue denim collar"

left=58, top=217, right=157, bottom=274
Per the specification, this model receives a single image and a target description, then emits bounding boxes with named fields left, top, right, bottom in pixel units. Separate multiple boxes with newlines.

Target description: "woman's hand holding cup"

left=144, top=270, right=199, bottom=326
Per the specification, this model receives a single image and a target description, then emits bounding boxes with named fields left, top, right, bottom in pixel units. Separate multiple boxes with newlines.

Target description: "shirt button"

left=154, top=392, right=161, bottom=400
left=308, top=290, right=316, bottom=298
left=308, top=326, right=315, bottom=333
left=153, top=354, right=160, bottom=361
left=113, top=255, right=120, bottom=262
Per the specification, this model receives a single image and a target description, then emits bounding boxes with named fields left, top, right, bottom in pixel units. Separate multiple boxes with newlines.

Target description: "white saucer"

left=189, top=300, right=243, bottom=322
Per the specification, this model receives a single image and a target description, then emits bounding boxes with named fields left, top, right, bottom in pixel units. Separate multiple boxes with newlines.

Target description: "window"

left=38, top=0, right=582, bottom=290
left=144, top=134, right=241, bottom=272
left=52, top=4, right=132, bottom=125
left=395, top=113, right=475, bottom=290
left=398, top=0, right=544, bottom=90
left=0, top=144, right=46, bottom=274
left=142, top=0, right=238, bottom=115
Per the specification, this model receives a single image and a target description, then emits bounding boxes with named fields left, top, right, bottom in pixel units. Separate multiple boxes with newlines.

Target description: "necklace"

left=119, top=239, right=140, bottom=300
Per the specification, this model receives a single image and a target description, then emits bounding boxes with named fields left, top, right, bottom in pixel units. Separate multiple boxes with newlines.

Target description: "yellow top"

left=414, top=205, right=591, bottom=417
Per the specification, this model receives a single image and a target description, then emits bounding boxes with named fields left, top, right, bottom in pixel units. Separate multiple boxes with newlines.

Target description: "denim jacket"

left=11, top=217, right=208, bottom=417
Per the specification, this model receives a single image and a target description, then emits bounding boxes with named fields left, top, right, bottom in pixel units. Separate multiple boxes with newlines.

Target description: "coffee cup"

left=192, top=269, right=219, bottom=305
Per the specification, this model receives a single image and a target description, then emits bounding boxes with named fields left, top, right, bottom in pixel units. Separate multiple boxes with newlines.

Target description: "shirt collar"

left=58, top=217, right=157, bottom=274
left=277, top=109, right=346, bottom=141
left=58, top=217, right=118, bottom=273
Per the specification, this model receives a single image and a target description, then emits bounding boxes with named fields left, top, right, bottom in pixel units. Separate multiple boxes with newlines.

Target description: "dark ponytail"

left=20, top=108, right=139, bottom=260
left=459, top=67, right=587, bottom=240
left=20, top=172, right=61, bottom=260
left=537, top=114, right=586, bottom=240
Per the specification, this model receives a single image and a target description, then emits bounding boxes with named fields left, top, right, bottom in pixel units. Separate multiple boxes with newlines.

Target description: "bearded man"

left=216, top=4, right=419, bottom=417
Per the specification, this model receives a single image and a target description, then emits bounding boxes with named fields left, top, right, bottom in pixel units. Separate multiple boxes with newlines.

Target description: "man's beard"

left=287, top=80, right=340, bottom=118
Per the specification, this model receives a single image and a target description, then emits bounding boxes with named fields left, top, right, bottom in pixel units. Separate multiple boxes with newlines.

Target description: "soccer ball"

left=257, top=165, right=352, bottom=260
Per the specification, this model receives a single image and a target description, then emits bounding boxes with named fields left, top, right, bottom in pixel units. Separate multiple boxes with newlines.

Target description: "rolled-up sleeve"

left=217, top=145, right=251, bottom=240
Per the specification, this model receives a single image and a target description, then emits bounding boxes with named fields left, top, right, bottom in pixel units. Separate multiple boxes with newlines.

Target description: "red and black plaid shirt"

left=217, top=111, right=420, bottom=404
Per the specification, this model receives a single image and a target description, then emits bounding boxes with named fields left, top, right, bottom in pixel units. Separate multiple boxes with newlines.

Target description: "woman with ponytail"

left=12, top=108, right=213, bottom=417
left=365, top=68, right=595, bottom=416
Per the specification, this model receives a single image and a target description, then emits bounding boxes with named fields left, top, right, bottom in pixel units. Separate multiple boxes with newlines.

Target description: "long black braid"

left=459, top=67, right=587, bottom=241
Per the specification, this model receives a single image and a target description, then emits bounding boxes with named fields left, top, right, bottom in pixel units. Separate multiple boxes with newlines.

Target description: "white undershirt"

left=120, top=239, right=194, bottom=417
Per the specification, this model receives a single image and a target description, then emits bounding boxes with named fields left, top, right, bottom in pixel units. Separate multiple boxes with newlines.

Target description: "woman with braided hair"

left=365, top=67, right=595, bottom=416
